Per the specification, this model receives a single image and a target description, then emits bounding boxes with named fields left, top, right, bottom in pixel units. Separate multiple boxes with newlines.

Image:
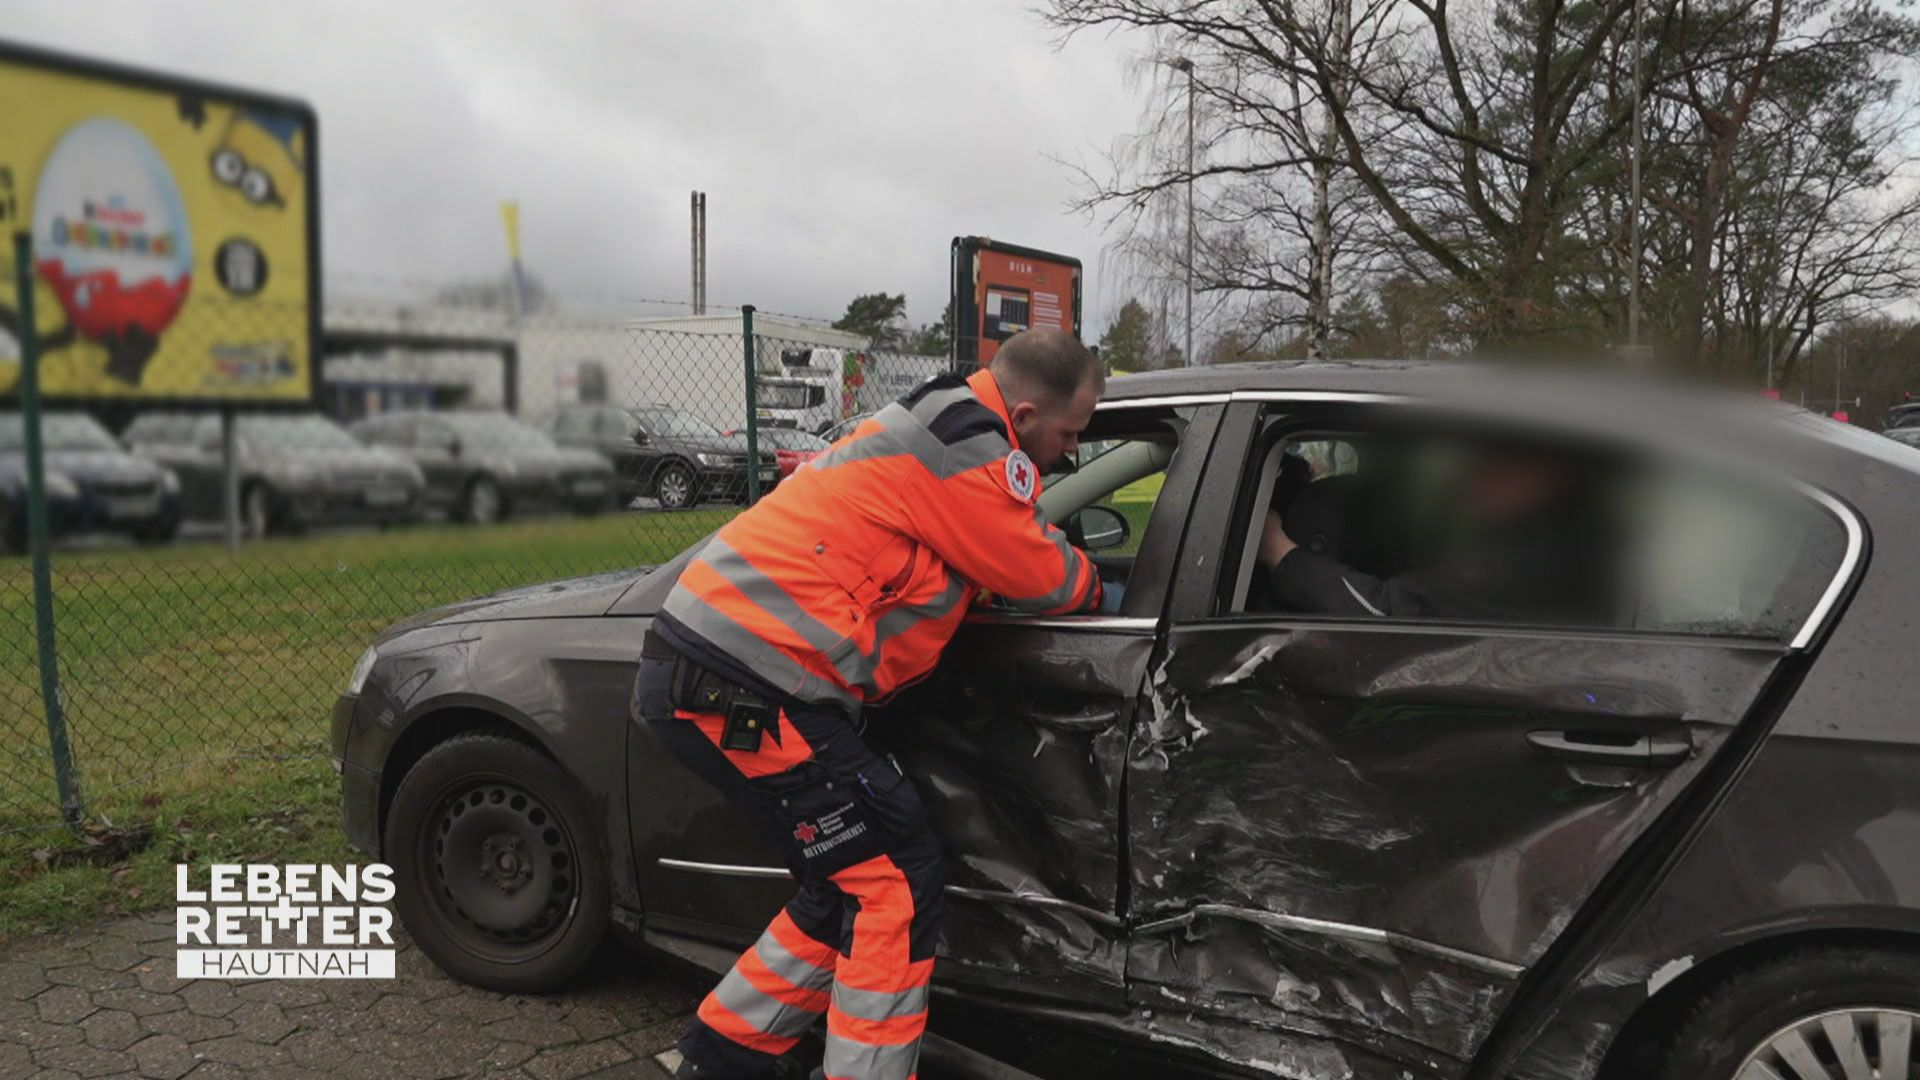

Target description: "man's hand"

left=1259, top=509, right=1296, bottom=566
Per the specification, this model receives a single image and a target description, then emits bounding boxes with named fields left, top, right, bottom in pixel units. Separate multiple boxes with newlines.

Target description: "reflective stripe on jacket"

left=661, top=367, right=1103, bottom=706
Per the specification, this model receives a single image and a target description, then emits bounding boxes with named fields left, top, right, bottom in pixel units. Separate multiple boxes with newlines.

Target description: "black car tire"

left=653, top=461, right=695, bottom=510
left=460, top=476, right=506, bottom=525
left=1651, top=945, right=1920, bottom=1079
left=570, top=496, right=607, bottom=517
left=385, top=732, right=610, bottom=993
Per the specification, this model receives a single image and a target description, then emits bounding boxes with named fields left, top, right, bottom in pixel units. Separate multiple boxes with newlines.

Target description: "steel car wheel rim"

left=1734, top=1007, right=1918, bottom=1080
left=422, top=778, right=578, bottom=963
left=470, top=481, right=500, bottom=523
left=659, top=469, right=690, bottom=508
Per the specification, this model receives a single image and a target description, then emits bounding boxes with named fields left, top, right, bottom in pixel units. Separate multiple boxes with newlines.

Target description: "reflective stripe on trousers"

left=643, top=685, right=943, bottom=1079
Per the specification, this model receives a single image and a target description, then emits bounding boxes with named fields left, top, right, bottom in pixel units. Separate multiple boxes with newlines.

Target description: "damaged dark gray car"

left=333, top=362, right=1920, bottom=1080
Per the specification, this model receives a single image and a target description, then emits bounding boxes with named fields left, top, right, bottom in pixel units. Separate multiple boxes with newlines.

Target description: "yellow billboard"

left=0, top=41, right=317, bottom=403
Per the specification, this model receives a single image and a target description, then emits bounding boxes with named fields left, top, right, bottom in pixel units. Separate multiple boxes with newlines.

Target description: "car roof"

left=1100, top=359, right=1920, bottom=490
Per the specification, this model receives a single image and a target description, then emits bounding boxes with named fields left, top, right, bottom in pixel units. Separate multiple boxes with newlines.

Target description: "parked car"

left=0, top=411, right=180, bottom=552
left=544, top=403, right=776, bottom=510
left=720, top=425, right=830, bottom=480
left=335, top=363, right=1918, bottom=1080
left=350, top=410, right=614, bottom=524
left=125, top=412, right=425, bottom=538
left=818, top=411, right=871, bottom=446
left=1883, top=401, right=1920, bottom=431
left=1885, top=425, right=1920, bottom=450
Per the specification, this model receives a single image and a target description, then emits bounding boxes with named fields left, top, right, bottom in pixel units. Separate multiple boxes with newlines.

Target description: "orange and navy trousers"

left=634, top=651, right=943, bottom=1080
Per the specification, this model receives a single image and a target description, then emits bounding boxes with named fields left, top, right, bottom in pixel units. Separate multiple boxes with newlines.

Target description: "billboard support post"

left=742, top=305, right=760, bottom=505
left=13, top=231, right=84, bottom=826
left=221, top=405, right=240, bottom=553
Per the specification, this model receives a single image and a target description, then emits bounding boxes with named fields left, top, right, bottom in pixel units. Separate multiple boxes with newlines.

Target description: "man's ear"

left=1007, top=400, right=1037, bottom=428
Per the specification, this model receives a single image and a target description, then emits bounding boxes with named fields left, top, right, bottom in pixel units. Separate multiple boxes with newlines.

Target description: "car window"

left=439, top=412, right=556, bottom=451
left=425, top=419, right=464, bottom=450
left=596, top=410, right=636, bottom=439
left=1223, top=417, right=1850, bottom=642
left=356, top=418, right=403, bottom=447
left=633, top=407, right=722, bottom=439
left=0, top=412, right=121, bottom=453
left=238, top=415, right=361, bottom=451
left=1035, top=409, right=1191, bottom=586
left=126, top=414, right=190, bottom=446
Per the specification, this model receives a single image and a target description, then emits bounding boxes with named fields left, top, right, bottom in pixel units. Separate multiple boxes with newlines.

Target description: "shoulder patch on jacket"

left=925, top=397, right=1008, bottom=446
left=1003, top=450, right=1037, bottom=503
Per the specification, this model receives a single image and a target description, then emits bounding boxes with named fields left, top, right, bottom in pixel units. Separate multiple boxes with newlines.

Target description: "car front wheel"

left=1653, top=945, right=1919, bottom=1080
left=460, top=476, right=505, bottom=525
left=653, top=462, right=695, bottom=510
left=385, top=732, right=610, bottom=992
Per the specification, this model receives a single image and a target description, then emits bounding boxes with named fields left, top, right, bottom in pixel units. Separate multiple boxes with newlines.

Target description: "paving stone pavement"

left=0, top=913, right=704, bottom=1080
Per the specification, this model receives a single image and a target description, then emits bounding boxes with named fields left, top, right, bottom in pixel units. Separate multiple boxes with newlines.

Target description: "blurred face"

left=1469, top=453, right=1571, bottom=518
left=1008, top=376, right=1101, bottom=472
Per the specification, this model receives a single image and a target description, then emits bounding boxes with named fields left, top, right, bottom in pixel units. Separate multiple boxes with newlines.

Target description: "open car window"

left=1222, top=414, right=1850, bottom=643
left=955, top=403, right=1199, bottom=615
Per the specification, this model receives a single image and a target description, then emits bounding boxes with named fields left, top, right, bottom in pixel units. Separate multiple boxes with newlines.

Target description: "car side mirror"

left=447, top=437, right=463, bottom=458
left=1067, top=504, right=1129, bottom=551
left=632, top=430, right=650, bottom=446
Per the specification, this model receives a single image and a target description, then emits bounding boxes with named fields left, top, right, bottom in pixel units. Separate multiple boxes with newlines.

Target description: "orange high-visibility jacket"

left=660, top=367, right=1104, bottom=708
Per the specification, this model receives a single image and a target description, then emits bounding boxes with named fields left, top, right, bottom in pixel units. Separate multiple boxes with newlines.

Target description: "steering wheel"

left=1243, top=455, right=1362, bottom=612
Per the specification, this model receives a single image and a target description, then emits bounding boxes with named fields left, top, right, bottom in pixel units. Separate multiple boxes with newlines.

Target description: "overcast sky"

left=8, top=0, right=1152, bottom=332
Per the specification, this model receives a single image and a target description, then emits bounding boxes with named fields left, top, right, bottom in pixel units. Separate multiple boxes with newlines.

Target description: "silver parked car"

left=124, top=412, right=426, bottom=538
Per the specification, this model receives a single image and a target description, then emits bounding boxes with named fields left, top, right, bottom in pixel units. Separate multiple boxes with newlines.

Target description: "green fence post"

left=13, top=231, right=83, bottom=826
left=742, top=305, right=760, bottom=504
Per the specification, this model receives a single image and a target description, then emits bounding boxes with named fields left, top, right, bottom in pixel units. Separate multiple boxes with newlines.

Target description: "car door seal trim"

left=1135, top=903, right=1525, bottom=980
left=964, top=615, right=1159, bottom=631
left=657, top=858, right=791, bottom=880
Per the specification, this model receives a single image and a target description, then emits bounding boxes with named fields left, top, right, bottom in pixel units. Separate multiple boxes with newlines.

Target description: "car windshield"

left=635, top=408, right=722, bottom=439
left=0, top=413, right=120, bottom=453
left=238, top=415, right=362, bottom=451
left=439, top=413, right=556, bottom=451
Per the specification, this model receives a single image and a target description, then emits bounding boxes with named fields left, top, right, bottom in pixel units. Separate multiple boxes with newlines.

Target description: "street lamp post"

left=1171, top=56, right=1195, bottom=368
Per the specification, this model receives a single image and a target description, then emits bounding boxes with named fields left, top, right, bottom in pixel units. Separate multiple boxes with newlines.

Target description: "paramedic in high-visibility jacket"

left=632, top=327, right=1106, bottom=1079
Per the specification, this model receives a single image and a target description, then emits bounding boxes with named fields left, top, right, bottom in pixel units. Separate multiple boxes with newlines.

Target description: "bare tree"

left=1053, top=1, right=1385, bottom=357
left=1050, top=0, right=1650, bottom=348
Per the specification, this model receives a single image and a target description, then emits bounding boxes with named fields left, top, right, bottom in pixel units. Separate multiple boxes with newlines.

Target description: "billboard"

left=0, top=41, right=319, bottom=404
left=950, top=236, right=1081, bottom=368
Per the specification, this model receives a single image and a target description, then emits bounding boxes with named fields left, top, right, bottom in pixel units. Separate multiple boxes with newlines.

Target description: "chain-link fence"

left=2, top=260, right=956, bottom=849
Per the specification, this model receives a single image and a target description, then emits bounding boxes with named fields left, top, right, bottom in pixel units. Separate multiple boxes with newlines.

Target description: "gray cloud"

left=8, top=0, right=1146, bottom=330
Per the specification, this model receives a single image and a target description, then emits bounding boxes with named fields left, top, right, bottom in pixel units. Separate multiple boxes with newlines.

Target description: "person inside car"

left=1255, top=438, right=1620, bottom=625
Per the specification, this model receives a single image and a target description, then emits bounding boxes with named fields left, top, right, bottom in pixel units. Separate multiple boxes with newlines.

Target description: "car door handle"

left=1028, top=706, right=1121, bottom=734
left=1527, top=729, right=1694, bottom=767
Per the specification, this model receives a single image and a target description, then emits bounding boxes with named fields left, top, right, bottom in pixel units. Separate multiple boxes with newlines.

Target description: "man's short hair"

left=990, top=328, right=1104, bottom=404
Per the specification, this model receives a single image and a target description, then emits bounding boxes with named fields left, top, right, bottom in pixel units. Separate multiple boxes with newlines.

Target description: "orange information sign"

left=950, top=237, right=1081, bottom=368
